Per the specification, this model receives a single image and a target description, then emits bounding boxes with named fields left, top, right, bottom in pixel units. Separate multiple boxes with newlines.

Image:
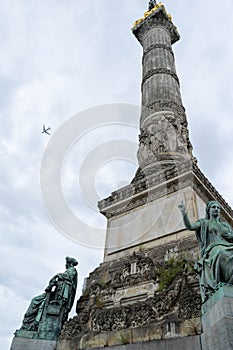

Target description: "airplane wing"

left=42, top=125, right=51, bottom=135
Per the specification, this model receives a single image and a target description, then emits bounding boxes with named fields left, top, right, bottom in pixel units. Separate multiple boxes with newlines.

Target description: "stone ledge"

left=57, top=334, right=201, bottom=350
left=98, top=164, right=233, bottom=224
left=57, top=318, right=201, bottom=350
left=10, top=337, right=56, bottom=350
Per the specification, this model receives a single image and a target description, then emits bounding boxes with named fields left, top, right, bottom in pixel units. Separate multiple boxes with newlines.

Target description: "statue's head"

left=66, top=256, right=78, bottom=268
left=148, top=0, right=157, bottom=11
left=205, top=200, right=221, bottom=219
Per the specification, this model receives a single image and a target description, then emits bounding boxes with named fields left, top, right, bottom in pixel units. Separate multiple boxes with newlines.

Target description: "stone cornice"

left=98, top=163, right=233, bottom=224
left=132, top=5, right=180, bottom=45
left=98, top=162, right=192, bottom=214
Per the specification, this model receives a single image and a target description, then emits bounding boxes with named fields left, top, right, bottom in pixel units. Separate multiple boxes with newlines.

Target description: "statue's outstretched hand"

left=178, top=201, right=186, bottom=215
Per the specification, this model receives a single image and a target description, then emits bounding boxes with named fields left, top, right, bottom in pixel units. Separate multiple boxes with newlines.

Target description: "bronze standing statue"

left=21, top=257, right=78, bottom=336
left=148, top=0, right=157, bottom=11
left=178, top=200, right=233, bottom=302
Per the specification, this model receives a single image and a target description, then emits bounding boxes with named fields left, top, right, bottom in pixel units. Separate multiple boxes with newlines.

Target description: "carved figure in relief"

left=137, top=143, right=146, bottom=163
left=180, top=122, right=193, bottom=155
left=166, top=122, right=177, bottom=151
left=171, top=117, right=187, bottom=153
left=178, top=201, right=233, bottom=301
left=122, top=263, right=131, bottom=280
left=21, top=257, right=78, bottom=331
left=138, top=113, right=193, bottom=162
left=137, top=139, right=154, bottom=163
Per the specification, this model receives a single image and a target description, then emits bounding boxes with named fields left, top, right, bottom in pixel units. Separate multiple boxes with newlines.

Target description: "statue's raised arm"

left=178, top=201, right=201, bottom=231
left=178, top=200, right=233, bottom=302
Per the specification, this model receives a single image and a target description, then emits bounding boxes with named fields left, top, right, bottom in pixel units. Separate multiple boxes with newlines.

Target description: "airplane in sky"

left=42, top=124, right=51, bottom=135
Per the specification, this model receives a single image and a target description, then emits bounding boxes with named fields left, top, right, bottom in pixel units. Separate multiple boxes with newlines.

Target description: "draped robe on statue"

left=194, top=218, right=233, bottom=301
left=21, top=265, right=77, bottom=331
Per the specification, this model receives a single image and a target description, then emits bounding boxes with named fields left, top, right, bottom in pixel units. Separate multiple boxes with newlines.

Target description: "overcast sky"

left=1, top=1, right=233, bottom=349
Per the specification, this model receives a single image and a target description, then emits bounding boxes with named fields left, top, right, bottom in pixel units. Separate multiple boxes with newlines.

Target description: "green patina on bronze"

left=179, top=200, right=233, bottom=302
left=16, top=257, right=78, bottom=341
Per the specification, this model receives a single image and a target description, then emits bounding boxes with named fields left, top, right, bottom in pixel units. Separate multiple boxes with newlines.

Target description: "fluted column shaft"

left=141, top=25, right=182, bottom=117
left=132, top=5, right=193, bottom=172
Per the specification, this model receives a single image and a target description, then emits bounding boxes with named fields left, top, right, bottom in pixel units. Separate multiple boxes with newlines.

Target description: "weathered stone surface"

left=202, top=297, right=233, bottom=331
left=10, top=337, right=56, bottom=350
left=201, top=317, right=233, bottom=350
left=80, top=332, right=108, bottom=350
left=131, top=325, right=150, bottom=343
left=201, top=284, right=233, bottom=315
left=201, top=286, right=233, bottom=350
left=103, top=185, right=199, bottom=259
left=58, top=319, right=203, bottom=350
left=58, top=246, right=201, bottom=349
left=99, top=165, right=233, bottom=263
left=179, top=318, right=202, bottom=337
left=107, top=329, right=133, bottom=347
left=98, top=164, right=233, bottom=225
left=148, top=323, right=163, bottom=341
left=58, top=335, right=202, bottom=350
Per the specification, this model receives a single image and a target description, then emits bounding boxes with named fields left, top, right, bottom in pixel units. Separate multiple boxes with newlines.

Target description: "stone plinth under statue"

left=201, top=284, right=233, bottom=350
left=10, top=338, right=56, bottom=350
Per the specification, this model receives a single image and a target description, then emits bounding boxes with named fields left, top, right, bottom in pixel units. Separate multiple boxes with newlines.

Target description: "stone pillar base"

left=201, top=284, right=233, bottom=350
left=10, top=336, right=56, bottom=350
left=57, top=335, right=201, bottom=350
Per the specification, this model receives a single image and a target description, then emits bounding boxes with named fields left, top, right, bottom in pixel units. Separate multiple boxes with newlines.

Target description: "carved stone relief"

left=60, top=248, right=201, bottom=340
left=137, top=112, right=191, bottom=167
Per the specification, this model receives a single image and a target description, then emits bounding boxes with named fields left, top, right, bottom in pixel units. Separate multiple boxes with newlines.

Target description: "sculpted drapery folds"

left=178, top=200, right=233, bottom=301
left=21, top=257, right=78, bottom=331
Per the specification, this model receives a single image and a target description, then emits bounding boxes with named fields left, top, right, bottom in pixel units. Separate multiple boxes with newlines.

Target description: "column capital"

left=132, top=4, right=180, bottom=45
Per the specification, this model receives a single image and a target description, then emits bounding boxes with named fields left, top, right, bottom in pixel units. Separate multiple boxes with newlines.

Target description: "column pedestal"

left=201, top=284, right=233, bottom=350
left=10, top=336, right=56, bottom=350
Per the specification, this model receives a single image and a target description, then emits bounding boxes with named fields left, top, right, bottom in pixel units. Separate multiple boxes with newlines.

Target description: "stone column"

left=132, top=5, right=193, bottom=173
